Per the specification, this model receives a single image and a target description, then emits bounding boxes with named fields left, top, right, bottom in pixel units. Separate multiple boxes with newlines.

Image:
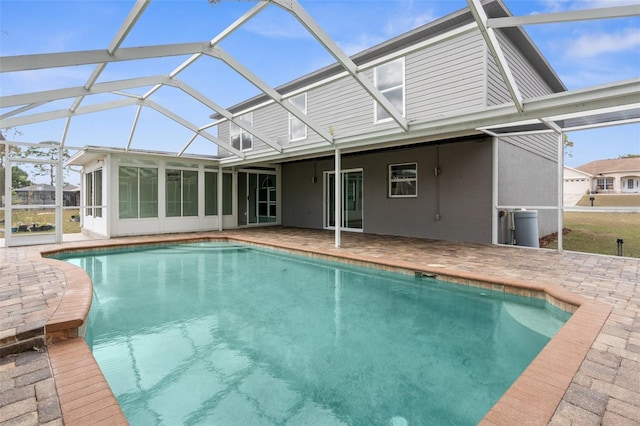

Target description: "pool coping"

left=39, top=234, right=612, bottom=425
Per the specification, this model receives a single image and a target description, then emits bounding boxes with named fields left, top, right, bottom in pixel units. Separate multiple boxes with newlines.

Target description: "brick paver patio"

left=1, top=227, right=638, bottom=425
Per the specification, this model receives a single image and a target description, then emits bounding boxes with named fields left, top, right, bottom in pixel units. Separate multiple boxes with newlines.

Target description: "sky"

left=1, top=0, right=639, bottom=176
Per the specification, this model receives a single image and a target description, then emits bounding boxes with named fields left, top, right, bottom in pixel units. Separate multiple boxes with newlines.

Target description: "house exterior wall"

left=487, top=30, right=556, bottom=106
left=218, top=29, right=488, bottom=155
left=282, top=139, right=493, bottom=244
left=619, top=175, right=640, bottom=193
left=79, top=154, right=235, bottom=238
left=591, top=172, right=640, bottom=193
left=563, top=167, right=591, bottom=204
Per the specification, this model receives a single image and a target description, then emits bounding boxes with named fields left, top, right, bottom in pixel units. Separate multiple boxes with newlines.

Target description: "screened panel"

left=95, top=169, right=103, bottom=217
left=222, top=173, right=232, bottom=215
left=166, top=170, right=182, bottom=217
left=119, top=166, right=138, bottom=219
left=183, top=170, right=198, bottom=217
left=204, top=171, right=218, bottom=216
left=139, top=168, right=158, bottom=218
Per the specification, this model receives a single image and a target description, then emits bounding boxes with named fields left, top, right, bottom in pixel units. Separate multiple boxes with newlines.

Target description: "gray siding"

left=220, top=30, right=488, bottom=149
left=310, top=75, right=373, bottom=141
left=501, top=133, right=558, bottom=162
left=406, top=31, right=486, bottom=118
left=487, top=30, right=555, bottom=106
left=282, top=139, right=494, bottom=244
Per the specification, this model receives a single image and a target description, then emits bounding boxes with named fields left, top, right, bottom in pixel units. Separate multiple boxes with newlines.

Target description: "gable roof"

left=214, top=0, right=565, bottom=118
left=575, top=158, right=640, bottom=175
left=563, top=166, right=592, bottom=178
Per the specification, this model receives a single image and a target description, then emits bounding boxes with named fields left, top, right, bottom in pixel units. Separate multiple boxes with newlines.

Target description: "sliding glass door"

left=239, top=171, right=277, bottom=226
left=324, top=169, right=363, bottom=231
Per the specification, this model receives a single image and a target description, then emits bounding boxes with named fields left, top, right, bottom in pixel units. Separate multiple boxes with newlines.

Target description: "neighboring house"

left=13, top=184, right=81, bottom=207
left=563, top=166, right=592, bottom=205
left=573, top=158, right=640, bottom=194
left=70, top=0, right=565, bottom=245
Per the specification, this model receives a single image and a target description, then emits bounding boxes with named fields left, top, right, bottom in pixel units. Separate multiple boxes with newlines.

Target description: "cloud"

left=384, top=10, right=438, bottom=38
left=567, top=27, right=640, bottom=58
left=242, top=10, right=312, bottom=40
left=338, top=33, right=388, bottom=56
left=579, top=0, right=640, bottom=8
left=337, top=2, right=438, bottom=56
left=538, top=0, right=638, bottom=13
left=1, top=66, right=92, bottom=96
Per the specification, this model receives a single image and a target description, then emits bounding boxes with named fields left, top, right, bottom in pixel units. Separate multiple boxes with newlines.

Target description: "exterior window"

left=389, top=163, right=417, bottom=197
left=94, top=169, right=102, bottom=217
left=374, top=57, right=405, bottom=123
left=288, top=93, right=307, bottom=141
left=85, top=172, right=93, bottom=217
left=205, top=171, right=233, bottom=215
left=204, top=172, right=217, bottom=216
left=166, top=169, right=198, bottom=217
left=84, top=169, right=103, bottom=217
left=222, top=172, right=232, bottom=215
left=626, top=178, right=636, bottom=190
left=230, top=113, right=253, bottom=152
left=119, top=166, right=158, bottom=219
left=596, top=177, right=614, bottom=191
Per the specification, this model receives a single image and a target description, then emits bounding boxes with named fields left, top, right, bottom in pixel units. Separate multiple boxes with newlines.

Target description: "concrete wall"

left=282, top=138, right=494, bottom=244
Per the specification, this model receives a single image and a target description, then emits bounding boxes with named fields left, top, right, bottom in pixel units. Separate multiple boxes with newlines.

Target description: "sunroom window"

left=230, top=113, right=253, bottom=151
left=118, top=166, right=158, bottom=219
left=374, top=57, right=405, bottom=123
left=85, top=169, right=103, bottom=217
left=166, top=169, right=198, bottom=217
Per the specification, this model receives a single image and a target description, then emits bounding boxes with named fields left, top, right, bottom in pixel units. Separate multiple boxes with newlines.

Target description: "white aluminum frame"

left=1, top=0, right=639, bottom=249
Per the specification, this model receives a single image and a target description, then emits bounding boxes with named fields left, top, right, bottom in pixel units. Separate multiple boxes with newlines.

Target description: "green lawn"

left=0, top=208, right=81, bottom=237
left=545, top=212, right=640, bottom=258
left=576, top=194, right=640, bottom=207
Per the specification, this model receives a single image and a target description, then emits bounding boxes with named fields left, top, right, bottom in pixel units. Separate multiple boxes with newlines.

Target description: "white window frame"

left=596, top=177, right=614, bottom=191
left=373, top=57, right=405, bottom=124
left=230, top=113, right=253, bottom=152
left=626, top=178, right=636, bottom=190
left=388, top=163, right=417, bottom=198
left=288, top=93, right=308, bottom=142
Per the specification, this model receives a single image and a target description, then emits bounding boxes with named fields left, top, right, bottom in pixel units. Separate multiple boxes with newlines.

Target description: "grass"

left=0, top=208, right=81, bottom=237
left=545, top=212, right=640, bottom=258
left=576, top=194, right=640, bottom=207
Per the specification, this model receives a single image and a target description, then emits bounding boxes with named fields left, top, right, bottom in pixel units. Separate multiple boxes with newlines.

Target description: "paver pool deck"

left=1, top=227, right=639, bottom=425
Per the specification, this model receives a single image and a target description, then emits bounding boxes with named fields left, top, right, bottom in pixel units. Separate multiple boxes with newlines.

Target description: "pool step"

left=0, top=327, right=46, bottom=357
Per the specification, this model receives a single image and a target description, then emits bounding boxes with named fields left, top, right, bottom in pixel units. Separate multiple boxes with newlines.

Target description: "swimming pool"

left=57, top=242, right=570, bottom=425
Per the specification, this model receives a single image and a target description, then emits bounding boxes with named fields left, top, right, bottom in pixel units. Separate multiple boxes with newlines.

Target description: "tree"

left=564, top=134, right=574, bottom=158
left=11, top=166, right=33, bottom=188
left=0, top=128, right=22, bottom=167
left=23, top=142, right=71, bottom=186
left=618, top=154, right=640, bottom=159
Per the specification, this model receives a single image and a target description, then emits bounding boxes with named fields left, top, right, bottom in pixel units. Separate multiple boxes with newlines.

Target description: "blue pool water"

left=57, top=242, right=570, bottom=425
